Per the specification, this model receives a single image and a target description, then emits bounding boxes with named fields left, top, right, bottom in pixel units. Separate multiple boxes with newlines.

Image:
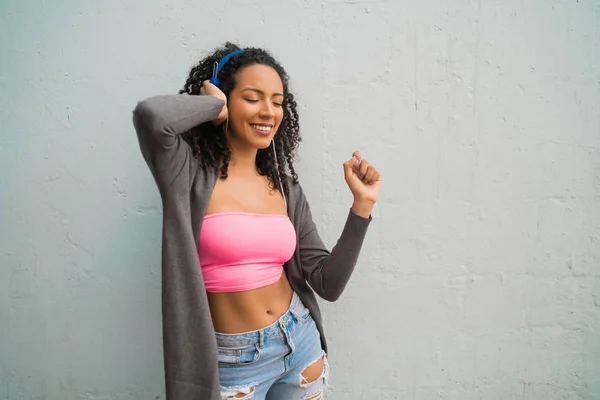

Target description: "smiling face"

left=226, top=64, right=285, bottom=151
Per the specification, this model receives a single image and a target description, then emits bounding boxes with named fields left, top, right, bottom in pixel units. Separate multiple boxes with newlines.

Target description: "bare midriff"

left=207, top=270, right=294, bottom=334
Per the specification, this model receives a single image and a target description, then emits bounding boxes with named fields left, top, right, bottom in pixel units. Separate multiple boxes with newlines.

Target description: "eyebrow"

left=241, top=87, right=284, bottom=98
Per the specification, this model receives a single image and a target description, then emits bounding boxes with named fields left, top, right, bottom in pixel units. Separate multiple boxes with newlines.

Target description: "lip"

left=250, top=123, right=273, bottom=136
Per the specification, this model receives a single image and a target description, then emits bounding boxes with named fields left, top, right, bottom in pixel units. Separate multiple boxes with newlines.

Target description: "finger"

left=373, top=170, right=381, bottom=183
left=363, top=166, right=377, bottom=184
left=200, top=86, right=206, bottom=95
left=202, top=80, right=219, bottom=94
left=351, top=151, right=362, bottom=173
left=358, top=158, right=370, bottom=179
left=343, top=156, right=359, bottom=180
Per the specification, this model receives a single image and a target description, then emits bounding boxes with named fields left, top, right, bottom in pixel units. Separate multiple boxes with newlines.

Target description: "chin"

left=254, top=138, right=273, bottom=150
left=246, top=132, right=274, bottom=150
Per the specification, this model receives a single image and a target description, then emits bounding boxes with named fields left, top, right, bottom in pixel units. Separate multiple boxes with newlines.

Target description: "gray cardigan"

left=132, top=94, right=371, bottom=400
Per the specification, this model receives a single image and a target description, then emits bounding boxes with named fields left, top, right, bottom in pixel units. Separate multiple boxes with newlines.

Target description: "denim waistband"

left=215, top=291, right=304, bottom=347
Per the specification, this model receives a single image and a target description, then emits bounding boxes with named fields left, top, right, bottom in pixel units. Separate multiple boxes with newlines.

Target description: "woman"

left=133, top=42, right=381, bottom=400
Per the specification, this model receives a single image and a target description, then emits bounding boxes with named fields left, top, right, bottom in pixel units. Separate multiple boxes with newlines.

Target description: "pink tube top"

left=198, top=212, right=297, bottom=293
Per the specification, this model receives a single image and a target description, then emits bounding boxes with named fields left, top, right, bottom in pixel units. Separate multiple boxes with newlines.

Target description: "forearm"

left=306, top=209, right=371, bottom=301
left=133, top=94, right=224, bottom=138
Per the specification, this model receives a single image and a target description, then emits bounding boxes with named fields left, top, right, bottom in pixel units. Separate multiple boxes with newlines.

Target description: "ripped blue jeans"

left=216, top=292, right=329, bottom=399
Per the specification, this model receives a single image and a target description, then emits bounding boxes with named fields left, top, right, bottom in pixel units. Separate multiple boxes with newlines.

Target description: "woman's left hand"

left=343, top=151, right=381, bottom=217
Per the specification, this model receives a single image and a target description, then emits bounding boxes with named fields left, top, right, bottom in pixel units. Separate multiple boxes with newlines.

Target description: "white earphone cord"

left=272, top=140, right=287, bottom=210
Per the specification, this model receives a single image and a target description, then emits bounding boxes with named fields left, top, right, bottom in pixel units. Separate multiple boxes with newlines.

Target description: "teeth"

left=251, top=124, right=272, bottom=132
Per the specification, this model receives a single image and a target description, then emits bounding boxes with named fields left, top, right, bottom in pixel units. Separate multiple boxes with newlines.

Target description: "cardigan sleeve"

left=132, top=94, right=224, bottom=190
left=296, top=184, right=372, bottom=301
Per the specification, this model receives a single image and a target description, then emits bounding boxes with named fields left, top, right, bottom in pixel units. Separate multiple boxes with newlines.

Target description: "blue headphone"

left=209, top=49, right=245, bottom=86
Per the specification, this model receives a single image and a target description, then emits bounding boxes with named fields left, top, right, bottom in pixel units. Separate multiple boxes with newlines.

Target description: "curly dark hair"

left=179, top=42, right=300, bottom=196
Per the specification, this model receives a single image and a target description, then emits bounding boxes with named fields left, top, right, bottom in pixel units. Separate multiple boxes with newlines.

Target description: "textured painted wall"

left=1, top=0, right=599, bottom=399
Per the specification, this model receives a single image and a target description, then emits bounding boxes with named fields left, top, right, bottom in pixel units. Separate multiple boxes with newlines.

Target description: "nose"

left=259, top=101, right=275, bottom=118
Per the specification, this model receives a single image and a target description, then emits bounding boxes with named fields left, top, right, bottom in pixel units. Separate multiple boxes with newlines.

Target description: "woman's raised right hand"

left=201, top=80, right=228, bottom=125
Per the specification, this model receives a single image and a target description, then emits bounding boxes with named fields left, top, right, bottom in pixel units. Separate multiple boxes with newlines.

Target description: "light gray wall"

left=1, top=0, right=599, bottom=399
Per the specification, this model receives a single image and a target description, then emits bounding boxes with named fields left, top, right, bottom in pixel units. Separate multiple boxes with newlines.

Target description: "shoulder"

left=285, top=175, right=306, bottom=201
left=285, top=175, right=315, bottom=222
